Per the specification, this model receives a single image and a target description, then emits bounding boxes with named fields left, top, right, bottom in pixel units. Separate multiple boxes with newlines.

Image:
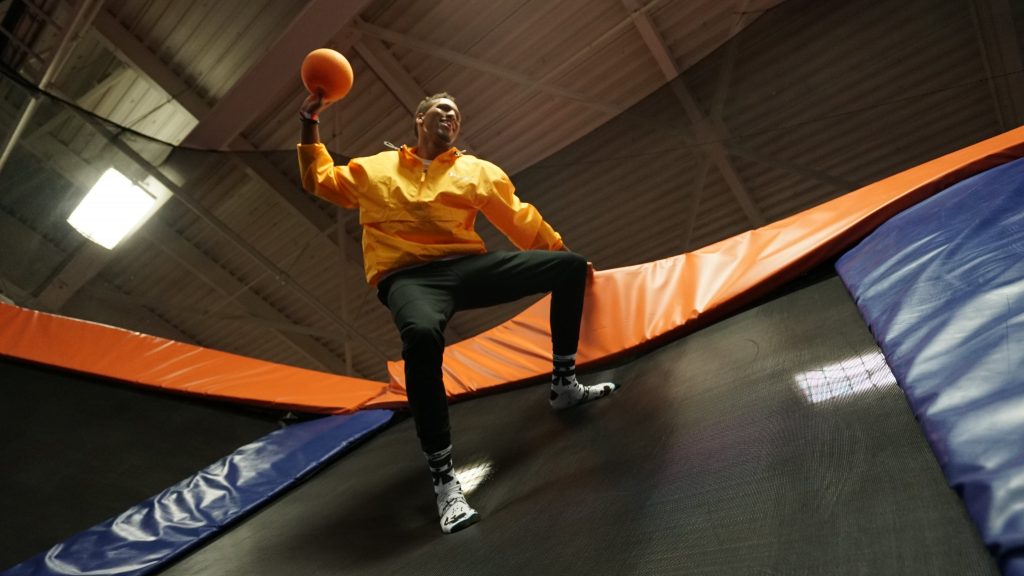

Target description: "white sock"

left=434, top=480, right=479, bottom=534
left=425, top=446, right=480, bottom=533
left=426, top=445, right=456, bottom=489
left=550, top=353, right=617, bottom=410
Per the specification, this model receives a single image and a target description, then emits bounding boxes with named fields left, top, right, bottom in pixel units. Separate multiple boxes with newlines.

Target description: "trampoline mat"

left=159, top=276, right=998, bottom=575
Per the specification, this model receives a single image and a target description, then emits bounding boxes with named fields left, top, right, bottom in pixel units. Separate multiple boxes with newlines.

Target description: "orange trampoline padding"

left=382, top=125, right=1024, bottom=404
left=2, top=125, right=1022, bottom=414
left=0, top=305, right=405, bottom=413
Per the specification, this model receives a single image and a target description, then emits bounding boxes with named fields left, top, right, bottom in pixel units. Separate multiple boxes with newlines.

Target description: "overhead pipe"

left=0, top=0, right=105, bottom=174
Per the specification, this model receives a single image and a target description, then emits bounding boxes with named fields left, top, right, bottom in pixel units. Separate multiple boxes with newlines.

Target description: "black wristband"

left=299, top=111, right=319, bottom=124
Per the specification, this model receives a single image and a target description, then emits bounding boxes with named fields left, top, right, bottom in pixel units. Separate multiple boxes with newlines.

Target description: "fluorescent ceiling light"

left=67, top=168, right=159, bottom=249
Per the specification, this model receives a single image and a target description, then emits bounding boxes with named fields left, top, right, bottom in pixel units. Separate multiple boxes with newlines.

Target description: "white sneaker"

left=436, top=482, right=480, bottom=534
left=550, top=375, right=617, bottom=410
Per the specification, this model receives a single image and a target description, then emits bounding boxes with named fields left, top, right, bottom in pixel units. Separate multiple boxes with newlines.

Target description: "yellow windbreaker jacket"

left=297, top=143, right=564, bottom=285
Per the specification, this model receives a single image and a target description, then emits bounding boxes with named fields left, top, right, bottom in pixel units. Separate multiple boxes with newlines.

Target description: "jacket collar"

left=399, top=144, right=461, bottom=169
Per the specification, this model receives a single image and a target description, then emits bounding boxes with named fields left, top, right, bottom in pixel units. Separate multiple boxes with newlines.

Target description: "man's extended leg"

left=378, top=267, right=479, bottom=534
left=448, top=250, right=616, bottom=408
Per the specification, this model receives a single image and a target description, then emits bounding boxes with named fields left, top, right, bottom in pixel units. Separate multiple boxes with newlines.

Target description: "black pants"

left=376, top=250, right=588, bottom=454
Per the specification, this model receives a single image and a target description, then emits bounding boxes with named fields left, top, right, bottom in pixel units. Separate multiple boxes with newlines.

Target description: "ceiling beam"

left=353, top=34, right=481, bottom=155
left=623, top=0, right=766, bottom=227
left=709, top=2, right=748, bottom=122
left=682, top=156, right=711, bottom=251
left=703, top=2, right=850, bottom=194
left=354, top=35, right=427, bottom=114
left=91, top=9, right=210, bottom=117
left=229, top=152, right=329, bottom=230
left=354, top=19, right=619, bottom=114
left=0, top=0, right=104, bottom=173
left=25, top=65, right=134, bottom=146
left=626, top=6, right=676, bottom=78
left=727, top=139, right=853, bottom=190
left=182, top=0, right=374, bottom=150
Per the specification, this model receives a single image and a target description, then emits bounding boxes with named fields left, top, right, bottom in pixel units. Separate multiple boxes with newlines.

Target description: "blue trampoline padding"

left=2, top=410, right=393, bottom=576
left=836, top=157, right=1024, bottom=574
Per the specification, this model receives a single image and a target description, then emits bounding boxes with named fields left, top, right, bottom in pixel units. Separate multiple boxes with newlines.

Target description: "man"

left=297, top=91, right=615, bottom=534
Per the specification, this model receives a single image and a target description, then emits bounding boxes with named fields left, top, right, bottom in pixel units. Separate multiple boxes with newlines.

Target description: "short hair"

left=416, top=92, right=456, bottom=117
left=414, top=92, right=457, bottom=139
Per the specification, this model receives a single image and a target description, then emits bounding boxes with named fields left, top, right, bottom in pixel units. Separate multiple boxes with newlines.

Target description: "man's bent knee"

left=400, top=322, right=444, bottom=350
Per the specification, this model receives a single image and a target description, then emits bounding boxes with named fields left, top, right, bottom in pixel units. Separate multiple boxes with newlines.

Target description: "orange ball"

left=301, top=48, right=354, bottom=102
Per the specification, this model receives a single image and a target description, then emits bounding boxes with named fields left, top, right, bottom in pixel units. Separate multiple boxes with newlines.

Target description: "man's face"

left=417, top=98, right=461, bottom=146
